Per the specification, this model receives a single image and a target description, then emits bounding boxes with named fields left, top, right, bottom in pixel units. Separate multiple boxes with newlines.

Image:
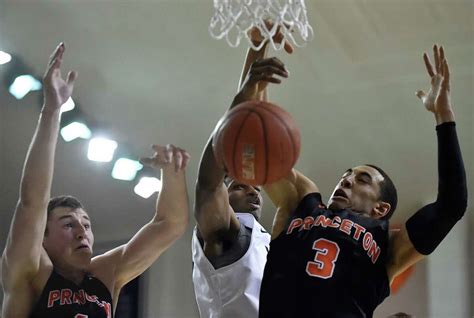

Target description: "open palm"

left=42, top=43, right=77, bottom=109
left=416, top=45, right=452, bottom=117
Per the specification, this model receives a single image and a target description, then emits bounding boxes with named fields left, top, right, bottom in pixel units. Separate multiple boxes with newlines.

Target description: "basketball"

left=212, top=100, right=301, bottom=185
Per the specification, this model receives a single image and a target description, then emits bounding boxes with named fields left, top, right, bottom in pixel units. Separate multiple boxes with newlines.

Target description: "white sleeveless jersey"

left=192, top=213, right=271, bottom=318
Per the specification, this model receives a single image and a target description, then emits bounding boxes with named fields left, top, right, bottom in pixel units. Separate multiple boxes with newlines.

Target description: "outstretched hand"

left=238, top=57, right=289, bottom=101
left=416, top=45, right=454, bottom=124
left=42, top=43, right=77, bottom=111
left=140, top=144, right=190, bottom=173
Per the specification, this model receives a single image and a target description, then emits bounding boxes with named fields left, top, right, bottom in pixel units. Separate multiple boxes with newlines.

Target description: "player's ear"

left=373, top=201, right=391, bottom=219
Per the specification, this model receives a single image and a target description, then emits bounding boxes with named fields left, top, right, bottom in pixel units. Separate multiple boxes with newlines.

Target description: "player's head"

left=43, top=195, right=94, bottom=270
left=328, top=165, right=397, bottom=220
left=225, top=175, right=263, bottom=220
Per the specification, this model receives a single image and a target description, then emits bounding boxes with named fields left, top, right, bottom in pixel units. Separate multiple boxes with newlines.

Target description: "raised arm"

left=386, top=45, right=468, bottom=281
left=264, top=169, right=319, bottom=239
left=2, top=43, right=76, bottom=286
left=91, top=144, right=190, bottom=300
left=195, top=30, right=290, bottom=252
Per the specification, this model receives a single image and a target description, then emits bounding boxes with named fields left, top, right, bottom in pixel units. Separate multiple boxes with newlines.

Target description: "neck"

left=55, top=265, right=87, bottom=285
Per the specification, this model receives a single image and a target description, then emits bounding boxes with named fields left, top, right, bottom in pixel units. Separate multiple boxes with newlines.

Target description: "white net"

left=209, top=0, right=314, bottom=50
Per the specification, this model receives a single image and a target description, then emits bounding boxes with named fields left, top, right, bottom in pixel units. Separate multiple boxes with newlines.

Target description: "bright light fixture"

left=8, top=75, right=42, bottom=99
left=134, top=177, right=162, bottom=199
left=60, top=97, right=75, bottom=113
left=112, top=158, right=143, bottom=181
left=60, top=122, right=92, bottom=142
left=0, top=51, right=12, bottom=65
left=87, top=137, right=118, bottom=162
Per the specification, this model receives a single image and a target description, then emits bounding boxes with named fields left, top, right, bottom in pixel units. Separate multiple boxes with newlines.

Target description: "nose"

left=341, top=176, right=353, bottom=188
left=246, top=187, right=259, bottom=197
left=75, top=224, right=86, bottom=239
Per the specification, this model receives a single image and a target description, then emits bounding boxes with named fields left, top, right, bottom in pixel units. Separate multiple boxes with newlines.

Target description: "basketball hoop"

left=209, top=0, right=314, bottom=50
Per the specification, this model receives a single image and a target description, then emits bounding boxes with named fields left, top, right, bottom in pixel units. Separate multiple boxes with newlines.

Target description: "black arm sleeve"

left=406, top=122, right=468, bottom=255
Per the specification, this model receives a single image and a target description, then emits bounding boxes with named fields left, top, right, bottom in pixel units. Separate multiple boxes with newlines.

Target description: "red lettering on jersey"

left=314, top=215, right=332, bottom=227
left=85, top=293, right=98, bottom=303
left=353, top=223, right=366, bottom=240
left=73, top=289, right=86, bottom=305
left=339, top=219, right=354, bottom=235
left=368, top=241, right=381, bottom=264
left=287, top=218, right=303, bottom=234
left=301, top=216, right=315, bottom=231
left=363, top=232, right=373, bottom=251
left=329, top=216, right=341, bottom=228
left=47, top=290, right=60, bottom=307
left=102, top=301, right=112, bottom=318
left=60, top=288, right=73, bottom=305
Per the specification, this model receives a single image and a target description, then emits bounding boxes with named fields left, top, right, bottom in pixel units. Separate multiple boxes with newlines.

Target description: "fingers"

left=48, top=43, right=64, bottom=67
left=284, top=41, right=294, bottom=54
left=67, top=71, right=78, bottom=85
left=172, top=146, right=190, bottom=171
left=416, top=90, right=426, bottom=101
left=441, top=58, right=450, bottom=92
left=249, top=57, right=289, bottom=82
left=45, top=43, right=65, bottom=78
left=433, top=44, right=441, bottom=74
left=423, top=53, right=435, bottom=78
left=139, top=157, right=155, bottom=166
left=249, top=20, right=294, bottom=54
left=143, top=144, right=190, bottom=172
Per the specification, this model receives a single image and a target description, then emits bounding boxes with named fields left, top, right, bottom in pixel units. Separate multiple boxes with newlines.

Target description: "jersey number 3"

left=306, top=238, right=340, bottom=279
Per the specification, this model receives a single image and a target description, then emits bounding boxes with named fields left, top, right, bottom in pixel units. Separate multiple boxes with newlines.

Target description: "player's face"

left=227, top=180, right=263, bottom=220
left=328, top=165, right=389, bottom=218
left=43, top=207, right=94, bottom=271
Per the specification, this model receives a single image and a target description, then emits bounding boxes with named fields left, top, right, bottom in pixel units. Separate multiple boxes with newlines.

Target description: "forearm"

left=238, top=44, right=269, bottom=91
left=20, top=107, right=61, bottom=206
left=198, top=45, right=270, bottom=188
left=196, top=134, right=226, bottom=191
left=153, top=168, right=189, bottom=230
left=406, top=122, right=467, bottom=255
left=232, top=44, right=269, bottom=107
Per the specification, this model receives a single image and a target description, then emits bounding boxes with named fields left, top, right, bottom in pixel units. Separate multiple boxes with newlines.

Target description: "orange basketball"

left=213, top=100, right=301, bottom=185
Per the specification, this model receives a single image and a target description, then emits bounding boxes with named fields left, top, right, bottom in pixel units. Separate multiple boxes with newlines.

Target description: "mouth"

left=247, top=198, right=261, bottom=209
left=332, top=189, right=348, bottom=200
left=76, top=244, right=90, bottom=251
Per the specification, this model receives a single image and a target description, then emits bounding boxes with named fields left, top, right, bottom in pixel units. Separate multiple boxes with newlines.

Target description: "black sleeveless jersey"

left=259, top=193, right=390, bottom=318
left=30, top=270, right=113, bottom=318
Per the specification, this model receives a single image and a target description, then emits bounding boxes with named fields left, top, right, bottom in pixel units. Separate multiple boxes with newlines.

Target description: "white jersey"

left=192, top=213, right=271, bottom=318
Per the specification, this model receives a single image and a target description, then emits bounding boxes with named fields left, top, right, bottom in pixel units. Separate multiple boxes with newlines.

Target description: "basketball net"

left=209, top=0, right=314, bottom=50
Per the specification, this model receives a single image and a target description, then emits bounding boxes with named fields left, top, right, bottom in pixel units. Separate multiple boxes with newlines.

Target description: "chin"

left=328, top=201, right=345, bottom=211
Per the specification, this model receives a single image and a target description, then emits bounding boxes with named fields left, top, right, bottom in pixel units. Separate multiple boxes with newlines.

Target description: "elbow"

left=439, top=189, right=468, bottom=221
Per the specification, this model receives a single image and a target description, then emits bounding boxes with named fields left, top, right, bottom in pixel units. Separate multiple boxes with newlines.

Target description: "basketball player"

left=191, top=28, right=292, bottom=317
left=1, top=43, right=190, bottom=317
left=257, top=45, right=467, bottom=317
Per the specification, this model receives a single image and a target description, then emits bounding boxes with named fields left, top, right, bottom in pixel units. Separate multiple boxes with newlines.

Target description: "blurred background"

left=0, top=1, right=472, bottom=317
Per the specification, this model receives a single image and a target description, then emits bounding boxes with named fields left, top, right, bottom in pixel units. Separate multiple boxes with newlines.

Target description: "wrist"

left=434, top=109, right=455, bottom=125
left=161, top=167, right=186, bottom=181
left=40, top=105, right=61, bottom=117
left=234, top=90, right=256, bottom=105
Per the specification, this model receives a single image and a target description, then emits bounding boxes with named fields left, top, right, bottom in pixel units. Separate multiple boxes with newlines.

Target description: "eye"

left=84, top=224, right=91, bottom=229
left=358, top=177, right=370, bottom=184
left=64, top=223, right=73, bottom=228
